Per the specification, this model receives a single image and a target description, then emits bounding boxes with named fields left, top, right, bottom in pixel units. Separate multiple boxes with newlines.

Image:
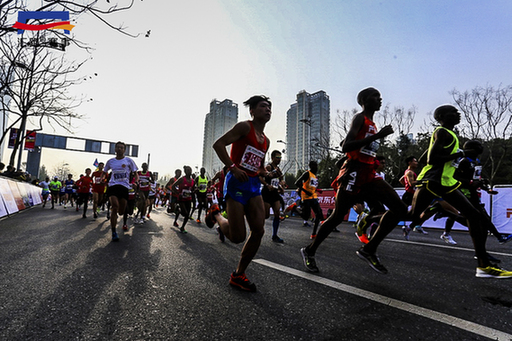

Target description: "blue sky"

left=8, top=0, right=512, bottom=178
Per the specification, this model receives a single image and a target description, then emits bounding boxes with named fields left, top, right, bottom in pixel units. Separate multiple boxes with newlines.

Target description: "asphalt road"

left=1, top=205, right=512, bottom=340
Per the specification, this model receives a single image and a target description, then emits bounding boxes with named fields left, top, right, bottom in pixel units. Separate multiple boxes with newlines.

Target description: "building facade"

left=286, top=90, right=330, bottom=175
left=202, top=99, right=238, bottom=176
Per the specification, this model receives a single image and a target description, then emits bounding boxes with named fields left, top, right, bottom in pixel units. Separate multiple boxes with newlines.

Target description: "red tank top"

left=179, top=177, right=194, bottom=201
left=347, top=116, right=379, bottom=164
left=230, top=121, right=268, bottom=177
left=404, top=169, right=417, bottom=193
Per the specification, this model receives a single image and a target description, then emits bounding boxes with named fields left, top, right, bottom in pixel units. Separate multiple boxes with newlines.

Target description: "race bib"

left=240, top=145, right=265, bottom=173
left=360, top=133, right=380, bottom=157
left=113, top=170, right=127, bottom=181
left=181, top=189, right=191, bottom=198
left=310, top=177, right=319, bottom=188
left=94, top=176, right=102, bottom=184
left=473, top=165, right=482, bottom=180
left=199, top=184, right=207, bottom=191
left=271, top=178, right=280, bottom=189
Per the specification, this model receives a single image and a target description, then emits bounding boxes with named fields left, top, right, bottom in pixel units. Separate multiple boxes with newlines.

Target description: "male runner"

left=137, top=162, right=153, bottom=223
left=261, top=150, right=286, bottom=243
left=92, top=162, right=107, bottom=219
left=49, top=176, right=62, bottom=209
left=295, top=161, right=324, bottom=239
left=411, top=105, right=512, bottom=278
left=300, top=87, right=407, bottom=274
left=195, top=167, right=209, bottom=223
left=206, top=95, right=271, bottom=292
left=39, top=176, right=50, bottom=208
left=103, top=141, right=138, bottom=242
left=75, top=168, right=93, bottom=218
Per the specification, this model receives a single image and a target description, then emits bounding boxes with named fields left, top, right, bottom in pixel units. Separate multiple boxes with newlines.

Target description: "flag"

left=93, top=158, right=99, bottom=167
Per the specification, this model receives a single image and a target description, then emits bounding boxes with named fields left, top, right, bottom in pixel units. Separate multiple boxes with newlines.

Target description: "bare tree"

left=1, top=1, right=140, bottom=167
left=1, top=31, right=85, bottom=166
left=451, top=85, right=512, bottom=184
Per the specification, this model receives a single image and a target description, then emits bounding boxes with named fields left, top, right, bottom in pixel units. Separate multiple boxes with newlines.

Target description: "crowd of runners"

left=36, top=91, right=512, bottom=293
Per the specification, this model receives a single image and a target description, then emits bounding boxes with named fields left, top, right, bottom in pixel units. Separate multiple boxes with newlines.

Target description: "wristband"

left=227, top=163, right=236, bottom=171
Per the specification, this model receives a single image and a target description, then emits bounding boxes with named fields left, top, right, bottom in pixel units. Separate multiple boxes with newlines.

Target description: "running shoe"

left=272, top=235, right=284, bottom=243
left=402, top=226, right=411, bottom=240
left=93, top=212, right=98, bottom=219
left=440, top=233, right=457, bottom=245
left=173, top=221, right=179, bottom=228
left=76, top=206, right=79, bottom=212
left=332, top=227, right=340, bottom=233
left=498, top=234, right=512, bottom=244
left=303, top=221, right=311, bottom=227
left=112, top=232, right=119, bottom=242
left=229, top=272, right=257, bottom=292
left=413, top=226, right=429, bottom=234
left=310, top=234, right=317, bottom=239
left=82, top=214, right=87, bottom=219
left=216, top=226, right=225, bottom=242
left=476, top=266, right=512, bottom=278
left=180, top=227, right=187, bottom=234
left=122, top=224, right=128, bottom=231
left=196, top=219, right=201, bottom=224
left=146, top=214, right=150, bottom=219
left=356, top=212, right=369, bottom=237
left=355, top=232, right=369, bottom=244
left=300, top=247, right=319, bottom=272
left=356, top=247, right=388, bottom=274
left=205, top=204, right=220, bottom=228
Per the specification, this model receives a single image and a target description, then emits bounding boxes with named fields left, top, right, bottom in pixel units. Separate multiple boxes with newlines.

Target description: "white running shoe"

left=441, top=233, right=457, bottom=245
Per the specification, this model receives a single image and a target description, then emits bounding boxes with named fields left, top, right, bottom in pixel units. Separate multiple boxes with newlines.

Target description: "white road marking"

left=254, top=258, right=512, bottom=341
left=387, top=238, right=512, bottom=258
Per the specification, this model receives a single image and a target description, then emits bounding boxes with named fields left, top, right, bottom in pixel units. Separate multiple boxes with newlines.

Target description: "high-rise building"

left=286, top=90, right=330, bottom=175
left=202, top=99, right=238, bottom=176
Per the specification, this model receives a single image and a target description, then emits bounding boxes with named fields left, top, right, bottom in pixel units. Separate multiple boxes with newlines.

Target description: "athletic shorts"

left=107, top=185, right=129, bottom=201
left=261, top=187, right=282, bottom=204
left=224, top=171, right=261, bottom=206
left=92, top=185, right=106, bottom=194
left=197, top=192, right=207, bottom=201
left=416, top=179, right=460, bottom=198
left=139, top=190, right=149, bottom=199
left=335, top=159, right=380, bottom=195
left=402, top=191, right=414, bottom=206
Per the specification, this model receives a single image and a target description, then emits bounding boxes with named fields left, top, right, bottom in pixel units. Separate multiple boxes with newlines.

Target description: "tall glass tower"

left=202, top=99, right=238, bottom=176
left=286, top=90, right=330, bottom=175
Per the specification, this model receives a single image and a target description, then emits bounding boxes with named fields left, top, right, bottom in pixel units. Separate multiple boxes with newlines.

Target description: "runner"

left=122, top=172, right=137, bottom=231
left=411, top=105, right=512, bottom=278
left=165, top=169, right=182, bottom=218
left=205, top=95, right=272, bottom=292
left=300, top=87, right=407, bottom=274
left=39, top=176, right=50, bottom=208
left=91, top=162, right=107, bottom=219
left=147, top=182, right=158, bottom=219
left=102, top=141, right=139, bottom=242
left=75, top=168, right=93, bottom=218
left=261, top=150, right=286, bottom=243
left=63, top=174, right=75, bottom=208
left=195, top=167, right=209, bottom=223
left=295, top=161, right=324, bottom=239
left=137, top=162, right=153, bottom=224
left=171, top=165, right=195, bottom=233
left=49, top=176, right=62, bottom=209
left=211, top=166, right=228, bottom=211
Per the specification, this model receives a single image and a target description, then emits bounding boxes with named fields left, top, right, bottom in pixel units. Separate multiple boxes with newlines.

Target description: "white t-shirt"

left=104, top=157, right=138, bottom=189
